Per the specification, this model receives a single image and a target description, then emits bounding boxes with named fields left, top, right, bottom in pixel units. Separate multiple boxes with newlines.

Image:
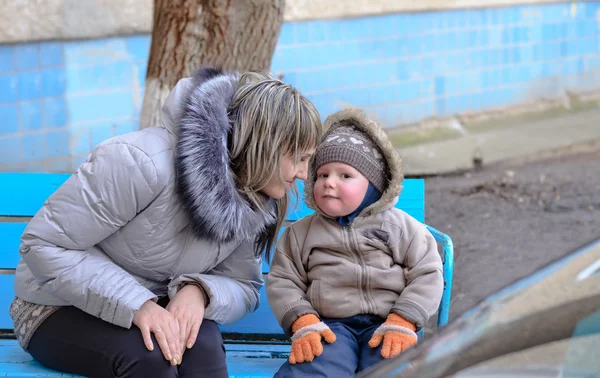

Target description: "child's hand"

left=289, top=314, right=336, bottom=364
left=368, top=313, right=417, bottom=358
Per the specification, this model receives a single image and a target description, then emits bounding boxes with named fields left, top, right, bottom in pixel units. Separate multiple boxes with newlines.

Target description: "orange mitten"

left=289, top=314, right=336, bottom=364
left=368, top=314, right=417, bottom=359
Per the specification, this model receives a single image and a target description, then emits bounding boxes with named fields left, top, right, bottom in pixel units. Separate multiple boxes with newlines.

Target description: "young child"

left=266, top=109, right=444, bottom=377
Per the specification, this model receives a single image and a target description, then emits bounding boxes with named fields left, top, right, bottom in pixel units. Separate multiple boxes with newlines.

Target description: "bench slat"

left=0, top=173, right=424, bottom=219
left=0, top=223, right=26, bottom=269
left=0, top=274, right=15, bottom=329
left=220, top=284, right=283, bottom=335
left=0, top=339, right=286, bottom=377
left=287, top=180, right=425, bottom=222
left=0, top=272, right=284, bottom=335
left=0, top=173, right=70, bottom=217
left=0, top=174, right=427, bottom=337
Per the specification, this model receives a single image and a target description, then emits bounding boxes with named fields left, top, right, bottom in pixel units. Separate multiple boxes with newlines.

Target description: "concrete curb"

left=397, top=108, right=600, bottom=176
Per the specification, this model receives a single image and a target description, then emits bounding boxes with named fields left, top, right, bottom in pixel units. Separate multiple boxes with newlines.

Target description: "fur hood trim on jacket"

left=304, top=108, right=404, bottom=217
left=168, top=67, right=276, bottom=243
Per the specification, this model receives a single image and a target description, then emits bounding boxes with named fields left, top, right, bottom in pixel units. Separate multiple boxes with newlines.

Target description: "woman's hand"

left=133, top=300, right=181, bottom=365
left=166, top=284, right=206, bottom=356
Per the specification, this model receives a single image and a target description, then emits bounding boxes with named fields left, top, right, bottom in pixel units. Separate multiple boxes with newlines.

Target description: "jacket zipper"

left=344, top=224, right=375, bottom=314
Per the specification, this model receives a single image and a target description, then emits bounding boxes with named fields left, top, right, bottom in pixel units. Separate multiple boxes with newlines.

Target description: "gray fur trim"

left=373, top=323, right=418, bottom=339
left=305, top=108, right=403, bottom=217
left=291, top=321, right=331, bottom=341
left=175, top=68, right=277, bottom=243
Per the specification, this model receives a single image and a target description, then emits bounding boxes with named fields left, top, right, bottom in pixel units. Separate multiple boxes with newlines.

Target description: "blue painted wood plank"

left=225, top=344, right=289, bottom=357
left=228, top=357, right=285, bottom=378
left=0, top=173, right=424, bottom=221
left=0, top=276, right=282, bottom=338
left=261, top=254, right=271, bottom=274
left=0, top=209, right=418, bottom=274
left=0, top=340, right=286, bottom=377
left=0, top=273, right=281, bottom=335
left=220, top=284, right=284, bottom=335
left=261, top=227, right=286, bottom=273
left=287, top=179, right=425, bottom=221
left=0, top=223, right=25, bottom=269
left=0, top=173, right=70, bottom=217
left=0, top=274, right=15, bottom=329
left=397, top=208, right=425, bottom=223
left=226, top=344, right=288, bottom=377
left=286, top=181, right=313, bottom=221
left=0, top=174, right=430, bottom=338
left=398, top=179, right=425, bottom=199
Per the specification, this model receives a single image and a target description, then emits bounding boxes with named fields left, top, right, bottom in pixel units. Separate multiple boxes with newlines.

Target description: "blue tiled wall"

left=0, top=36, right=148, bottom=171
left=1, top=1, right=600, bottom=171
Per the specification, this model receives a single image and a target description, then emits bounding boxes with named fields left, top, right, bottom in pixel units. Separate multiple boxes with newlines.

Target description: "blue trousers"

left=274, top=315, right=386, bottom=378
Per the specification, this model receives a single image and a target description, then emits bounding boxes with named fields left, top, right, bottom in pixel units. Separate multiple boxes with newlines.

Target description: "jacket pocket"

left=364, top=228, right=390, bottom=246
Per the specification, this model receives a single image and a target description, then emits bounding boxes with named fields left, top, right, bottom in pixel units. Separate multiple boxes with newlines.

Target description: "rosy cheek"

left=313, top=185, right=321, bottom=197
left=347, top=188, right=364, bottom=204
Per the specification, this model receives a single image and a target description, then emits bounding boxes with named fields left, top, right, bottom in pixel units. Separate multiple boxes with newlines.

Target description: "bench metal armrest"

left=425, top=225, right=454, bottom=328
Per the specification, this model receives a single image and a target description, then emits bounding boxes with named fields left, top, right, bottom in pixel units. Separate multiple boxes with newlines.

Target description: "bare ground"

left=424, top=142, right=600, bottom=324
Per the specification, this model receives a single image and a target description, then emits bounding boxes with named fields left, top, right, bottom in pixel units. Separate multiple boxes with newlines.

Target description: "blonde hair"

left=228, top=71, right=322, bottom=258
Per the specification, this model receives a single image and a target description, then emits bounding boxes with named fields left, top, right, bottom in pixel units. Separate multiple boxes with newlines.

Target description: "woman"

left=10, top=67, right=322, bottom=377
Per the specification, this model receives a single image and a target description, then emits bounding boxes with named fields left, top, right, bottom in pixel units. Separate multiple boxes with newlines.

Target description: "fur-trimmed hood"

left=13, top=68, right=271, bottom=333
left=161, top=68, right=276, bottom=243
left=304, top=108, right=404, bottom=217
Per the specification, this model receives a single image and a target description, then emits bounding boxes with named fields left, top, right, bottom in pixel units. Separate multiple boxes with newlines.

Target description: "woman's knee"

left=115, top=348, right=178, bottom=378
left=188, top=320, right=225, bottom=356
left=179, top=320, right=227, bottom=376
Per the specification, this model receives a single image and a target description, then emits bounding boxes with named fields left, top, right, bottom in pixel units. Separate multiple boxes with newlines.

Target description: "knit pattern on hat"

left=314, top=126, right=387, bottom=193
left=304, top=108, right=404, bottom=218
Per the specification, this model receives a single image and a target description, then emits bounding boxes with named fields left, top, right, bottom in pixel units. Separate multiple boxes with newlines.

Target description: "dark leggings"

left=27, top=301, right=228, bottom=378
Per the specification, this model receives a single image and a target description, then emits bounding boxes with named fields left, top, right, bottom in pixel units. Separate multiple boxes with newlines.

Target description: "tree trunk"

left=140, top=0, right=285, bottom=130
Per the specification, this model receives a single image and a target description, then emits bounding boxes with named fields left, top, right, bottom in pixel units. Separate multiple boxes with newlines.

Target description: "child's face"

left=314, top=162, right=369, bottom=218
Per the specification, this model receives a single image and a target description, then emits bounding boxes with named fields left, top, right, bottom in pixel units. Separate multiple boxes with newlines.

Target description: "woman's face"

left=260, top=149, right=315, bottom=199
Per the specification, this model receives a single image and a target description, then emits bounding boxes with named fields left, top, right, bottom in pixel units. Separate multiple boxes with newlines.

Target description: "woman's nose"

left=296, top=161, right=309, bottom=181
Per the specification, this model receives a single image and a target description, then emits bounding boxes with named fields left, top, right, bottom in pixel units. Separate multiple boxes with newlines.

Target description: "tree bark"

left=140, top=0, right=285, bottom=130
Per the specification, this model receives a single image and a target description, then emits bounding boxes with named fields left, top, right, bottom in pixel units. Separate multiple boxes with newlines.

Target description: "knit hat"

left=314, top=125, right=387, bottom=192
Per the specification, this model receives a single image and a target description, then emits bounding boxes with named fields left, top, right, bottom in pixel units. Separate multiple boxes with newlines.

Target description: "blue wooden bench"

left=0, top=172, right=454, bottom=377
